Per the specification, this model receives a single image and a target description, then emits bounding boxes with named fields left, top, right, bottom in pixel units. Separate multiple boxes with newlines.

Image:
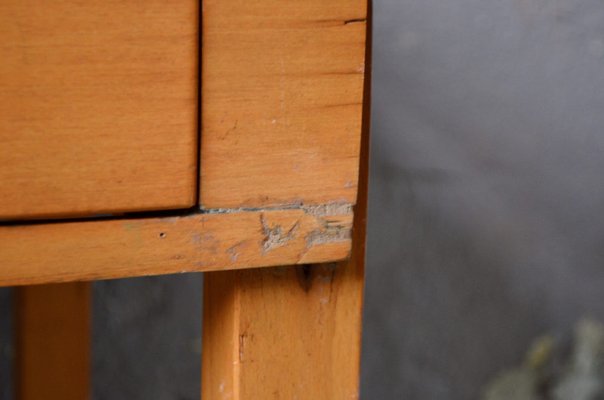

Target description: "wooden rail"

left=0, top=205, right=353, bottom=286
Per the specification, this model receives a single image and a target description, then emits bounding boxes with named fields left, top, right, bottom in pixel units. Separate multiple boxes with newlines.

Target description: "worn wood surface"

left=15, top=282, right=90, bottom=400
left=200, top=0, right=367, bottom=209
left=201, top=4, right=370, bottom=395
left=0, top=0, right=198, bottom=219
left=0, top=207, right=352, bottom=286
left=200, top=193, right=366, bottom=399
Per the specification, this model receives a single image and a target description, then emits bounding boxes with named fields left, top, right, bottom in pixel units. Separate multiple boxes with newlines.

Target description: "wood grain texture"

left=200, top=0, right=367, bottom=209
left=15, top=282, right=90, bottom=400
left=200, top=201, right=366, bottom=398
left=0, top=0, right=198, bottom=219
left=0, top=206, right=352, bottom=286
left=201, top=5, right=371, bottom=395
left=201, top=262, right=365, bottom=400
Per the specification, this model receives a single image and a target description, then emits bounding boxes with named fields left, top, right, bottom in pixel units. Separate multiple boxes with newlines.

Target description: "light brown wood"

left=201, top=0, right=367, bottom=209
left=201, top=262, right=365, bottom=400
left=201, top=3, right=371, bottom=395
left=200, top=208, right=366, bottom=399
left=0, top=0, right=198, bottom=220
left=0, top=206, right=353, bottom=286
left=5, top=0, right=370, bottom=397
left=15, top=282, right=90, bottom=400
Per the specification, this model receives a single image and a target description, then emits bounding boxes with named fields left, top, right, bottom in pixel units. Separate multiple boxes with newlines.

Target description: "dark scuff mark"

left=239, top=333, right=246, bottom=362
left=344, top=18, right=367, bottom=25
left=296, top=264, right=313, bottom=292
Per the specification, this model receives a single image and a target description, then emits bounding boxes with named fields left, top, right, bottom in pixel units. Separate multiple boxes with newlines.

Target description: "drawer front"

left=0, top=0, right=198, bottom=219
left=200, top=0, right=367, bottom=209
left=0, top=0, right=370, bottom=286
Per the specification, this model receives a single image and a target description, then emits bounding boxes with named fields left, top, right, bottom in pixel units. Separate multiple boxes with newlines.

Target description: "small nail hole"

left=159, top=232, right=166, bottom=238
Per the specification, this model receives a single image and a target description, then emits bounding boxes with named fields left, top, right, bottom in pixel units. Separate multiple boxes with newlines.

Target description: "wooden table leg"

left=202, top=258, right=365, bottom=399
left=202, top=2, right=371, bottom=397
left=15, top=282, right=91, bottom=400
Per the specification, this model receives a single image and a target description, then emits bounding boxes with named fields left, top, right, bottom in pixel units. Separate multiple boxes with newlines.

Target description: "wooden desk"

left=0, top=0, right=371, bottom=398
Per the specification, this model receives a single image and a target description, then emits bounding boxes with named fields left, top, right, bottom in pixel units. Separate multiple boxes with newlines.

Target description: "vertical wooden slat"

left=200, top=0, right=367, bottom=209
left=201, top=3, right=371, bottom=396
left=202, top=261, right=366, bottom=399
left=201, top=272, right=241, bottom=398
left=15, top=283, right=91, bottom=400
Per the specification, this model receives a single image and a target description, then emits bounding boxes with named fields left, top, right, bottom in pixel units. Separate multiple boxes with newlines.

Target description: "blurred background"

left=363, top=0, right=604, bottom=398
left=4, top=0, right=604, bottom=398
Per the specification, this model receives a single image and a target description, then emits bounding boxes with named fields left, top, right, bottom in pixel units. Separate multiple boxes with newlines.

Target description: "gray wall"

left=362, top=0, right=604, bottom=398
left=3, top=0, right=604, bottom=398
left=92, top=275, right=202, bottom=400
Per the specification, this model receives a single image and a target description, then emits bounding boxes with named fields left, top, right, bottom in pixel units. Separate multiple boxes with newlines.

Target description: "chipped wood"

left=0, top=206, right=353, bottom=286
left=201, top=1, right=371, bottom=396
